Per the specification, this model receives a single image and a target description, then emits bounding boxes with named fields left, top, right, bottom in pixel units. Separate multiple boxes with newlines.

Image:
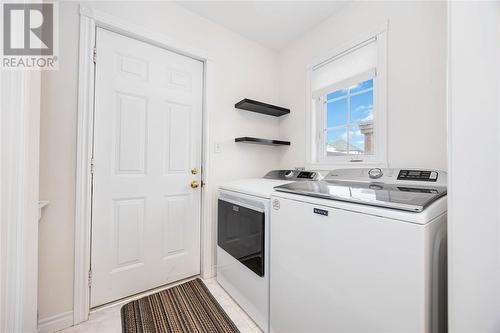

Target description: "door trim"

left=0, top=70, right=41, bottom=333
left=75, top=5, right=215, bottom=325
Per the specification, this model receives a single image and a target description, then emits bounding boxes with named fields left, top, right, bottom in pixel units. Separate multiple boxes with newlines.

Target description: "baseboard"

left=38, top=311, right=73, bottom=333
left=211, top=264, right=217, bottom=278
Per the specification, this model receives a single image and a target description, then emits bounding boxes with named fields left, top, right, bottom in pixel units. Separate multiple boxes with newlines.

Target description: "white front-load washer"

left=217, top=170, right=324, bottom=333
left=270, top=168, right=447, bottom=333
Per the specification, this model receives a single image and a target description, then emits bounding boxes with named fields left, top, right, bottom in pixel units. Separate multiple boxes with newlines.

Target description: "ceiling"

left=176, top=1, right=348, bottom=50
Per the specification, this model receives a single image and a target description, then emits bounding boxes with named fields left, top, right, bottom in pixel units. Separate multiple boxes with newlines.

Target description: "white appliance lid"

left=274, top=168, right=447, bottom=213
left=219, top=178, right=293, bottom=198
left=274, top=180, right=446, bottom=212
left=219, top=169, right=327, bottom=198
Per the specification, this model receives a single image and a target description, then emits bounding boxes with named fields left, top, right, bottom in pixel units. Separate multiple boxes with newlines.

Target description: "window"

left=324, top=77, right=374, bottom=157
left=307, top=29, right=387, bottom=167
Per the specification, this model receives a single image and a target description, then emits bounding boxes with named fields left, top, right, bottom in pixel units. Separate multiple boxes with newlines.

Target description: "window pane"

left=350, top=90, right=373, bottom=125
left=322, top=77, right=376, bottom=159
left=327, top=88, right=348, bottom=100
left=327, top=98, right=347, bottom=128
left=350, top=79, right=373, bottom=94
left=347, top=124, right=365, bottom=155
left=326, top=127, right=348, bottom=156
left=349, top=123, right=374, bottom=155
left=350, top=89, right=374, bottom=155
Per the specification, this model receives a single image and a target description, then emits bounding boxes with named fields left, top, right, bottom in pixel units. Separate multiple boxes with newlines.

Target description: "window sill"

left=306, top=160, right=387, bottom=171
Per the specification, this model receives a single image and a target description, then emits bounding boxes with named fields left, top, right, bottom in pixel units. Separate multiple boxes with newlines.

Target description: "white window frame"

left=305, top=24, right=388, bottom=169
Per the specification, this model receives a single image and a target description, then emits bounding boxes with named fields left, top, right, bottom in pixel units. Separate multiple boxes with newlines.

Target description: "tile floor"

left=60, top=277, right=263, bottom=333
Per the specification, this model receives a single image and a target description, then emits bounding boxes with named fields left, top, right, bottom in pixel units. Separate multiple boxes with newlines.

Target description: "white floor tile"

left=250, top=327, right=264, bottom=333
left=204, top=280, right=231, bottom=302
left=60, top=278, right=260, bottom=333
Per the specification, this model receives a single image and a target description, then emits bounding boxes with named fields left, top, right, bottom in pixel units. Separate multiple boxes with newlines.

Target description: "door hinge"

left=93, top=47, right=97, bottom=64
left=88, top=270, right=92, bottom=287
left=90, top=158, right=95, bottom=174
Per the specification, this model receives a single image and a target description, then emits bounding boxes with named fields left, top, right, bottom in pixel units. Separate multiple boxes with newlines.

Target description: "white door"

left=91, top=28, right=203, bottom=307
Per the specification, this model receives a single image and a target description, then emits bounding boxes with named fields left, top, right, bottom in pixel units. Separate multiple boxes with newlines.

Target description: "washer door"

left=217, top=198, right=265, bottom=277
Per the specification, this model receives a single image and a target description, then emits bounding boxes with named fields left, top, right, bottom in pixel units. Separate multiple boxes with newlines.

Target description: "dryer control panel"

left=264, top=170, right=321, bottom=181
left=324, top=168, right=447, bottom=187
left=397, top=170, right=438, bottom=182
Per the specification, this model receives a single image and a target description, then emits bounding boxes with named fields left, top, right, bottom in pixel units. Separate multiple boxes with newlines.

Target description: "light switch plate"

left=214, top=142, right=222, bottom=153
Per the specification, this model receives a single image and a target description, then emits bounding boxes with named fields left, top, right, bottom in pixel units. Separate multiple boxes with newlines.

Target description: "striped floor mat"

left=121, top=278, right=240, bottom=333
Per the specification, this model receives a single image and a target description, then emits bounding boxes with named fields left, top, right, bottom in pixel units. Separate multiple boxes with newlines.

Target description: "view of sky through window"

left=325, top=79, right=374, bottom=156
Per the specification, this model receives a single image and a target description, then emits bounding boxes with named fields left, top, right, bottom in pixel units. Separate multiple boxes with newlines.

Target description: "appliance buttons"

left=272, top=199, right=280, bottom=210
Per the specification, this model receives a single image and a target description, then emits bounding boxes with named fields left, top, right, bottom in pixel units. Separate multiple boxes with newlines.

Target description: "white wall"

left=39, top=1, right=281, bottom=321
left=448, top=2, right=500, bottom=331
left=277, top=1, right=447, bottom=170
left=39, top=2, right=80, bottom=321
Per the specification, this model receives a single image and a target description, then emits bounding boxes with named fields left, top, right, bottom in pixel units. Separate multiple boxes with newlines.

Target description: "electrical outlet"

left=214, top=142, right=222, bottom=153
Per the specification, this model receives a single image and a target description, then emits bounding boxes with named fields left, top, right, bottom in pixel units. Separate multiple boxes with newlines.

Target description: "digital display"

left=397, top=170, right=438, bottom=182
left=298, top=172, right=315, bottom=179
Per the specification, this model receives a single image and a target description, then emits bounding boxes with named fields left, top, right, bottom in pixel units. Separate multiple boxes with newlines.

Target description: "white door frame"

left=0, top=70, right=41, bottom=332
left=74, top=5, right=215, bottom=325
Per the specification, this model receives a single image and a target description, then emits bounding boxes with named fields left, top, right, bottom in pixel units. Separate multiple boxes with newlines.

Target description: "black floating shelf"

left=235, top=137, right=291, bottom=146
left=235, top=98, right=290, bottom=117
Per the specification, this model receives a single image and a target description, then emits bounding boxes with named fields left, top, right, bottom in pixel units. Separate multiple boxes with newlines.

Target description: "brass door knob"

left=191, top=167, right=198, bottom=175
left=190, top=180, right=199, bottom=189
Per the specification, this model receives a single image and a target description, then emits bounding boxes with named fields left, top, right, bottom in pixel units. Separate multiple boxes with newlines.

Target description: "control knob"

left=368, top=168, right=383, bottom=179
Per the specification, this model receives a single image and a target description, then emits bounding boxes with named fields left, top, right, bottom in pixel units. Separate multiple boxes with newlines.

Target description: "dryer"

left=217, top=170, right=324, bottom=333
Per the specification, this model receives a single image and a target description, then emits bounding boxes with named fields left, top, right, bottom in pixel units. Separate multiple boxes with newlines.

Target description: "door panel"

left=114, top=198, right=144, bottom=268
left=162, top=195, right=189, bottom=257
left=91, top=28, right=203, bottom=307
left=115, top=93, right=147, bottom=174
left=164, top=104, right=190, bottom=173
